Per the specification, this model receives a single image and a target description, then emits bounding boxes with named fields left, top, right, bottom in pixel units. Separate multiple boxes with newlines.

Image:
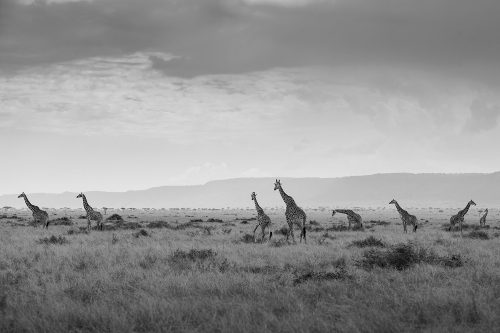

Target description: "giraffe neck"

left=23, top=196, right=37, bottom=213
left=394, top=202, right=406, bottom=215
left=81, top=195, right=93, bottom=213
left=335, top=209, right=353, bottom=216
left=460, top=202, right=472, bottom=216
left=253, top=198, right=264, bottom=214
left=278, top=186, right=295, bottom=206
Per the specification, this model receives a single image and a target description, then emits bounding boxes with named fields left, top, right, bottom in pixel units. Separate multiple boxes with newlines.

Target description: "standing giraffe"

left=449, top=200, right=476, bottom=235
left=389, top=199, right=418, bottom=233
left=18, top=192, right=49, bottom=228
left=76, top=193, right=103, bottom=231
left=251, top=192, right=272, bottom=242
left=479, top=209, right=488, bottom=227
left=332, top=209, right=363, bottom=229
left=274, top=179, right=307, bottom=244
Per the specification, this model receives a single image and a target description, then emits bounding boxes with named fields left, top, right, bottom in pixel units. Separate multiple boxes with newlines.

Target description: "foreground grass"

left=0, top=209, right=499, bottom=332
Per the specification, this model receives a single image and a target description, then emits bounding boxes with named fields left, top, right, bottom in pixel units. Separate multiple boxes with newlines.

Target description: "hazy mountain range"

left=2, top=173, right=499, bottom=209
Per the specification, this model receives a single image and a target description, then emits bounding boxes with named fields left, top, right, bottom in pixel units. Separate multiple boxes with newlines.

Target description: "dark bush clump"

left=190, top=219, right=203, bottom=223
left=293, top=269, right=351, bottom=285
left=368, top=220, right=391, bottom=226
left=50, top=217, right=73, bottom=226
left=207, top=218, right=223, bottom=223
left=350, top=236, right=386, bottom=248
left=240, top=220, right=249, bottom=224
left=146, top=221, right=171, bottom=229
left=106, top=214, right=124, bottom=222
left=168, top=249, right=229, bottom=272
left=38, top=235, right=69, bottom=245
left=240, top=234, right=256, bottom=243
left=133, top=229, right=149, bottom=238
left=466, top=230, right=489, bottom=240
left=356, top=242, right=463, bottom=271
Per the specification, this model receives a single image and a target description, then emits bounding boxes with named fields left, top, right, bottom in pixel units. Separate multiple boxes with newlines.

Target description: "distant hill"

left=1, top=173, right=499, bottom=209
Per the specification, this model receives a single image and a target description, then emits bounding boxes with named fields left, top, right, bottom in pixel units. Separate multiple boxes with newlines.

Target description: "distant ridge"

left=1, top=172, right=499, bottom=209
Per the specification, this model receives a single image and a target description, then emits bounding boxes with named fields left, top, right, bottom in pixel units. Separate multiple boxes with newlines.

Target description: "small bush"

left=190, top=219, right=203, bottom=222
left=368, top=220, right=391, bottom=226
left=133, top=229, right=149, bottom=238
left=356, top=242, right=463, bottom=271
left=309, top=220, right=320, bottom=226
left=168, top=249, right=229, bottom=272
left=350, top=236, right=386, bottom=248
left=38, top=235, right=69, bottom=245
left=240, top=234, right=255, bottom=243
left=293, top=268, right=351, bottom=285
left=207, top=218, right=223, bottom=223
left=146, top=221, right=170, bottom=229
left=466, top=230, right=489, bottom=240
left=276, top=226, right=289, bottom=236
left=106, top=214, right=124, bottom=222
left=240, top=220, right=249, bottom=224
left=50, top=217, right=73, bottom=226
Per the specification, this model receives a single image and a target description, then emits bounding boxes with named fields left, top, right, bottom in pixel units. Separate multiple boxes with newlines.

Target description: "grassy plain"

left=0, top=206, right=499, bottom=332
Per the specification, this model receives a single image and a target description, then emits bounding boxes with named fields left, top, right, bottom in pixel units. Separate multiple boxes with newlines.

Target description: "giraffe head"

left=469, top=200, right=476, bottom=206
left=251, top=192, right=257, bottom=201
left=76, top=193, right=84, bottom=199
left=389, top=199, right=397, bottom=205
left=273, top=179, right=281, bottom=191
left=331, top=210, right=336, bottom=217
left=17, top=192, right=26, bottom=199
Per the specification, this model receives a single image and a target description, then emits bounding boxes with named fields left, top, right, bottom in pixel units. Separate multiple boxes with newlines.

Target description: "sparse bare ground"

left=1, top=207, right=500, bottom=332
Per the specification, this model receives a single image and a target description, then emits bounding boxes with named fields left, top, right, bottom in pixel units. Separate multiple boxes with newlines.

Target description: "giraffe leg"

left=302, top=226, right=306, bottom=244
left=253, top=223, right=260, bottom=242
left=87, top=218, right=91, bottom=232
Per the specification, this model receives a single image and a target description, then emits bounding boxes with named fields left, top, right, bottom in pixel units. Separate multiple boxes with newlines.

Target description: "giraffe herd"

left=15, top=180, right=486, bottom=241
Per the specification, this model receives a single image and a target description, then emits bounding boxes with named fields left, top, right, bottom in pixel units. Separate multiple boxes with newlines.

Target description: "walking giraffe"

left=449, top=200, right=476, bottom=235
left=479, top=209, right=488, bottom=227
left=274, top=179, right=307, bottom=244
left=251, top=192, right=272, bottom=242
left=18, top=192, right=49, bottom=228
left=332, top=209, right=363, bottom=229
left=76, top=193, right=103, bottom=231
left=389, top=199, right=418, bottom=233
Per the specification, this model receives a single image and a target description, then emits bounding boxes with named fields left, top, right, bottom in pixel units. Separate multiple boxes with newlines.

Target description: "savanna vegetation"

left=0, top=207, right=499, bottom=332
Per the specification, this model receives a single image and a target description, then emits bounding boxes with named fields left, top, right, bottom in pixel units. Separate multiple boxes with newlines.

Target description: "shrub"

left=240, top=220, right=249, bottom=224
left=240, top=234, right=255, bottom=243
left=350, top=236, right=386, bottom=248
left=106, top=214, right=124, bottom=222
left=133, top=229, right=149, bottom=238
left=293, top=268, right=351, bottom=285
left=466, top=230, right=489, bottom=240
left=207, top=218, right=223, bottom=223
left=368, top=220, right=391, bottom=226
left=146, top=221, right=170, bottom=229
left=356, top=242, right=463, bottom=271
left=190, top=219, right=203, bottom=222
left=168, top=249, right=229, bottom=272
left=50, top=217, right=73, bottom=226
left=38, top=235, right=69, bottom=245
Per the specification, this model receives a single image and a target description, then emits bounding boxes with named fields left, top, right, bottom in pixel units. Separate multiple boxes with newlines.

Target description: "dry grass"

left=0, top=207, right=499, bottom=332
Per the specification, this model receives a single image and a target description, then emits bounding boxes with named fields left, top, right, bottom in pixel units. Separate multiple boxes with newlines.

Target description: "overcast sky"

left=1, top=0, right=500, bottom=195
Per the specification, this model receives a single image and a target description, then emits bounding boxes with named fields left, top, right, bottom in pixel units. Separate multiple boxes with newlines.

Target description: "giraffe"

left=332, top=209, right=363, bottom=229
left=76, top=193, right=103, bottom=231
left=389, top=199, right=418, bottom=233
left=449, top=200, right=476, bottom=235
left=251, top=192, right=272, bottom=242
left=17, top=192, right=49, bottom=228
left=479, top=209, right=488, bottom=227
left=274, top=179, right=307, bottom=244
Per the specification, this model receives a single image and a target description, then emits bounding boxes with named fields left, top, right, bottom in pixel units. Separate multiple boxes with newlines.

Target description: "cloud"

left=1, top=0, right=500, bottom=83
left=463, top=99, right=500, bottom=133
left=168, top=162, right=230, bottom=185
